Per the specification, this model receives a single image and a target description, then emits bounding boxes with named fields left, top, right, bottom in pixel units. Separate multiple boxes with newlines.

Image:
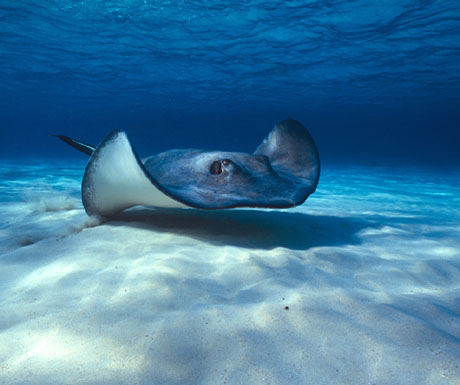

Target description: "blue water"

left=1, top=0, right=459, bottom=165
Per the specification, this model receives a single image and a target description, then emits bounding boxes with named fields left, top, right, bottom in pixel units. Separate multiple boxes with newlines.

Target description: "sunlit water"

left=1, top=0, right=459, bottom=165
left=2, top=0, right=459, bottom=106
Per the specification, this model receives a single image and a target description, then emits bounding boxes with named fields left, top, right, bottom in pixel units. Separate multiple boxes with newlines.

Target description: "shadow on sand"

left=108, top=208, right=370, bottom=250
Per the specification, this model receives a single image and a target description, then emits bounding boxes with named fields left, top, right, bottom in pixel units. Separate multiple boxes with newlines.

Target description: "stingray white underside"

left=82, top=131, right=187, bottom=217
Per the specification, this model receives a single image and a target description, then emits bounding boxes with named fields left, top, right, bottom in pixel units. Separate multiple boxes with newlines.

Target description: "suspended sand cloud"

left=0, top=163, right=459, bottom=384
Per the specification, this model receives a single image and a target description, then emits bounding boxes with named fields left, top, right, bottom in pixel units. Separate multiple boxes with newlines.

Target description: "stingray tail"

left=53, top=134, right=95, bottom=156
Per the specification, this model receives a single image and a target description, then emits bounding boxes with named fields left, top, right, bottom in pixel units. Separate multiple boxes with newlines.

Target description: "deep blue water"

left=1, top=0, right=459, bottom=166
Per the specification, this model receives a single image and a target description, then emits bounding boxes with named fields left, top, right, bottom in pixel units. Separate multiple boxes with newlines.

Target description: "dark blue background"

left=1, top=0, right=459, bottom=167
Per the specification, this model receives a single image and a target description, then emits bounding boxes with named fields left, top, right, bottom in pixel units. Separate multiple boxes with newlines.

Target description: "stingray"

left=56, top=118, right=320, bottom=218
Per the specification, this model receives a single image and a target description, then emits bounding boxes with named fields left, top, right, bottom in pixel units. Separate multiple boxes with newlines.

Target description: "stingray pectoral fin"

left=82, top=130, right=187, bottom=217
left=254, top=118, right=320, bottom=195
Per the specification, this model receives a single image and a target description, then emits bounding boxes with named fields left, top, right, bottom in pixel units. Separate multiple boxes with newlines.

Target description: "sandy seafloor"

left=0, top=160, right=459, bottom=385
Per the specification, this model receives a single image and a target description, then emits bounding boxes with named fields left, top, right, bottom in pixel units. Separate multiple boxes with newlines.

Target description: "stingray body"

left=57, top=119, right=320, bottom=218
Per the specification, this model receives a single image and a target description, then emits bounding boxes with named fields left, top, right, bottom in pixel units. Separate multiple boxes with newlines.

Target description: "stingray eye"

left=210, top=160, right=222, bottom=175
left=222, top=159, right=231, bottom=166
